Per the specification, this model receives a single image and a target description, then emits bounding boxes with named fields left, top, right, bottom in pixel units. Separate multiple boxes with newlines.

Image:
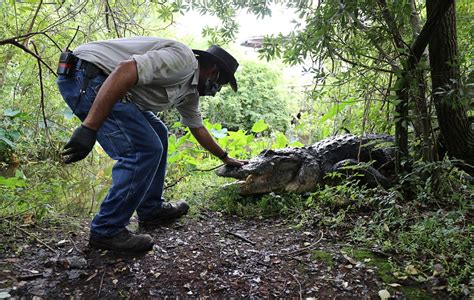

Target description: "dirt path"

left=0, top=212, right=443, bottom=298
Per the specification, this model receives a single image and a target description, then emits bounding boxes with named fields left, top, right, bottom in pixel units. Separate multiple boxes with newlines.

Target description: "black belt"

left=70, top=55, right=106, bottom=94
left=74, top=56, right=105, bottom=76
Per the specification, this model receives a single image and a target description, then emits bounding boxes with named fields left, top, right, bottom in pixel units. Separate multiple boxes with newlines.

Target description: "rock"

left=65, top=256, right=87, bottom=269
left=67, top=270, right=82, bottom=280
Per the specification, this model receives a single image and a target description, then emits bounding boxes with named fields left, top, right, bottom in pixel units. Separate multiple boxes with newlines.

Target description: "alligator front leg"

left=329, top=159, right=391, bottom=189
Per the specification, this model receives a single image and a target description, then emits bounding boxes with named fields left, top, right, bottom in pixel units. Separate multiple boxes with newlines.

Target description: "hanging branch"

left=23, top=0, right=44, bottom=47
left=31, top=41, right=52, bottom=147
left=105, top=0, right=121, bottom=37
left=0, top=38, right=56, bottom=76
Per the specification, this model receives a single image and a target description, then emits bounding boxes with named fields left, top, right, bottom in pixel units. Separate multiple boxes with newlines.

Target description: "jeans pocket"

left=104, top=129, right=133, bottom=158
left=57, top=75, right=81, bottom=113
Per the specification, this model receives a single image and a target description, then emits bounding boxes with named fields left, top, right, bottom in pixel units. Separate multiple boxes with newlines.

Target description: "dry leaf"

left=378, top=289, right=390, bottom=300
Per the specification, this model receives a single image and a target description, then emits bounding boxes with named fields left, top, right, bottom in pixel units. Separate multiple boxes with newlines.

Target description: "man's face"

left=198, top=66, right=222, bottom=97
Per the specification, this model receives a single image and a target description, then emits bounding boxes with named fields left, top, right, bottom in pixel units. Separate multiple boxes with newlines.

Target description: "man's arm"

left=189, top=126, right=247, bottom=167
left=62, top=60, right=137, bottom=163
left=83, top=60, right=138, bottom=130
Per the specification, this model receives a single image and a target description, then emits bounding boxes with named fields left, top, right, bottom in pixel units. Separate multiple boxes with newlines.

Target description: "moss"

left=341, top=247, right=433, bottom=299
left=310, top=250, right=335, bottom=266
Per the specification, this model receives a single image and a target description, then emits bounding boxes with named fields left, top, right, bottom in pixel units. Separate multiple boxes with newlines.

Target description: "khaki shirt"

left=74, top=37, right=203, bottom=128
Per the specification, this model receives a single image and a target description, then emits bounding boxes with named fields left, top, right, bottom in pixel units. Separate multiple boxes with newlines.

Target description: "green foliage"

left=200, top=158, right=472, bottom=296
left=201, top=61, right=292, bottom=133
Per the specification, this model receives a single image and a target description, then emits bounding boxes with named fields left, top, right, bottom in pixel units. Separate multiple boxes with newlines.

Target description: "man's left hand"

left=222, top=156, right=248, bottom=167
left=62, top=125, right=97, bottom=164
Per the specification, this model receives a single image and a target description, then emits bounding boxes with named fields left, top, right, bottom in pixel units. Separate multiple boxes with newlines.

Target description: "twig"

left=17, top=273, right=43, bottom=281
left=97, top=269, right=106, bottom=298
left=31, top=41, right=52, bottom=147
left=225, top=230, right=256, bottom=245
left=68, top=235, right=83, bottom=254
left=280, top=230, right=324, bottom=256
left=66, top=26, right=80, bottom=51
left=164, top=164, right=224, bottom=190
left=105, top=0, right=121, bottom=37
left=11, top=222, right=57, bottom=254
left=0, top=39, right=56, bottom=76
left=0, top=208, right=32, bottom=221
left=194, top=164, right=224, bottom=172
left=290, top=272, right=303, bottom=300
left=23, top=0, right=43, bottom=47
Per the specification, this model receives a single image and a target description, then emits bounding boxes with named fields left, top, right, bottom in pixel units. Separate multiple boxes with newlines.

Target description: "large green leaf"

left=318, top=98, right=356, bottom=124
left=251, top=119, right=269, bottom=133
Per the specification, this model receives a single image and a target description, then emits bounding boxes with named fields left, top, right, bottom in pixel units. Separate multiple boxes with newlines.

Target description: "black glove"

left=62, top=125, right=97, bottom=164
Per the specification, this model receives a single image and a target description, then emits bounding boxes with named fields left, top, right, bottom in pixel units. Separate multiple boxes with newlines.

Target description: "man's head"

left=193, top=45, right=239, bottom=96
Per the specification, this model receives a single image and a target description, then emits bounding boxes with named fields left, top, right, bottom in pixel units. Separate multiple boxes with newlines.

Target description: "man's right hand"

left=222, top=156, right=248, bottom=167
left=62, top=125, right=97, bottom=164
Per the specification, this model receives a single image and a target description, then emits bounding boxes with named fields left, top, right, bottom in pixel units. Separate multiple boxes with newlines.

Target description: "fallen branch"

left=279, top=230, right=324, bottom=257
left=289, top=272, right=303, bottom=300
left=225, top=230, right=256, bottom=245
left=16, top=273, right=43, bottom=281
left=97, top=269, right=106, bottom=298
left=11, top=222, right=57, bottom=254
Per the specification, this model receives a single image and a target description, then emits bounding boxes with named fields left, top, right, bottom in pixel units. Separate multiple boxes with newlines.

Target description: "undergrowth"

left=203, top=159, right=473, bottom=297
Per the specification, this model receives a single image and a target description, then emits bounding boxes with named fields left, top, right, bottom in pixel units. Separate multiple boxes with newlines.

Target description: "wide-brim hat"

left=193, top=45, right=239, bottom=92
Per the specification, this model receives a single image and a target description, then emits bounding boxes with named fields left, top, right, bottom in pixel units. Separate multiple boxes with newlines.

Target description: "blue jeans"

left=57, top=67, right=167, bottom=237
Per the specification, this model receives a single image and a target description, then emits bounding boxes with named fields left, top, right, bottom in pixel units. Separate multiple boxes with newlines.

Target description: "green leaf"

left=0, top=176, right=26, bottom=187
left=0, top=135, right=15, bottom=148
left=272, top=131, right=287, bottom=149
left=251, top=119, right=269, bottom=133
left=3, top=109, right=21, bottom=117
left=318, top=98, right=356, bottom=124
left=211, top=127, right=228, bottom=139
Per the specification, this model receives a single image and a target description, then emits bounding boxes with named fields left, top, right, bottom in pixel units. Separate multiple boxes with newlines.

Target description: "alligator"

left=216, top=134, right=395, bottom=195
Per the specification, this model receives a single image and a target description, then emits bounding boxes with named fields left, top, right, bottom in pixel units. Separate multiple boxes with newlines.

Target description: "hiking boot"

left=138, top=200, right=189, bottom=228
left=89, top=229, right=154, bottom=253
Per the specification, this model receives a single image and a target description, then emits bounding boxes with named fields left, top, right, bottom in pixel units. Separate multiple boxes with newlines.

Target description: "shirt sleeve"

left=176, top=94, right=203, bottom=128
left=131, top=43, right=196, bottom=86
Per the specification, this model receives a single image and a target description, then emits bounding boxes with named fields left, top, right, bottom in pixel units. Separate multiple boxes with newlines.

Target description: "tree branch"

left=23, top=0, right=43, bottom=47
left=32, top=41, right=52, bottom=147
left=0, top=38, right=56, bottom=76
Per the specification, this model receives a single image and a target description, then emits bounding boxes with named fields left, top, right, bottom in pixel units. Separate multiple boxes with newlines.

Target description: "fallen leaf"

left=343, top=254, right=357, bottom=265
left=378, top=289, right=390, bottom=300
left=405, top=264, right=418, bottom=275
left=56, top=239, right=68, bottom=246
left=388, top=283, right=402, bottom=287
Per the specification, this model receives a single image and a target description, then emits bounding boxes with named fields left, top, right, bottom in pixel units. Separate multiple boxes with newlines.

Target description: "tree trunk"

left=427, top=0, right=474, bottom=172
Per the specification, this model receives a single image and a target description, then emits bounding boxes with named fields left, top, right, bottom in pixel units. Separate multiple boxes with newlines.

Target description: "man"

left=57, top=37, right=247, bottom=253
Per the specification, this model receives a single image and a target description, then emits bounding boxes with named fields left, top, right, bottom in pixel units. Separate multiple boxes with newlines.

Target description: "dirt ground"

left=0, top=211, right=448, bottom=299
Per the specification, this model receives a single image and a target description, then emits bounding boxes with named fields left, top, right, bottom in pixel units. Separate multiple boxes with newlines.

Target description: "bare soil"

left=0, top=211, right=447, bottom=299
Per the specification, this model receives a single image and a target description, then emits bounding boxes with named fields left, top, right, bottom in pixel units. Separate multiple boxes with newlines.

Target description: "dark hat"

left=193, top=45, right=239, bottom=92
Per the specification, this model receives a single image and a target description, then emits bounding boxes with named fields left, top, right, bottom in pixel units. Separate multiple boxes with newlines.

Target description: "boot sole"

left=88, top=240, right=154, bottom=254
left=138, top=209, right=189, bottom=229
